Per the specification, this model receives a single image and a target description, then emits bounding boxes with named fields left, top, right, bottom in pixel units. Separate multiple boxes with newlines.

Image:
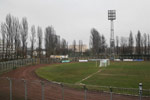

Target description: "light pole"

left=108, top=10, right=116, bottom=59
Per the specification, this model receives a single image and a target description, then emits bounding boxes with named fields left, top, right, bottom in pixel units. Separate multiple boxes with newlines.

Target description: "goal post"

left=99, top=59, right=110, bottom=67
left=95, top=59, right=101, bottom=67
left=88, top=59, right=109, bottom=67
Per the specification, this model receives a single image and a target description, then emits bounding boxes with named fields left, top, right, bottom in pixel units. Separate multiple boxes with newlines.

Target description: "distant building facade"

left=69, top=44, right=88, bottom=52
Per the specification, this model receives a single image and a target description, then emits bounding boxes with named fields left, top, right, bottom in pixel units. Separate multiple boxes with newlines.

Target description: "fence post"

left=5, top=62, right=7, bottom=70
left=32, top=59, right=33, bottom=65
left=7, top=78, right=12, bottom=100
left=22, top=79, right=27, bottom=100
left=41, top=81, right=45, bottom=100
left=25, top=59, right=26, bottom=65
left=13, top=61, right=14, bottom=69
left=6, top=62, right=8, bottom=70
left=110, top=87, right=112, bottom=100
left=21, top=60, right=23, bottom=66
left=0, top=63, right=1, bottom=71
left=84, top=85, right=87, bottom=100
left=1, top=63, right=3, bottom=72
left=10, top=62, right=11, bottom=70
left=139, top=83, right=142, bottom=100
left=96, top=60, right=97, bottom=67
left=14, top=61, right=16, bottom=68
left=60, top=83, right=64, bottom=100
left=19, top=60, right=22, bottom=67
left=3, top=63, right=5, bottom=71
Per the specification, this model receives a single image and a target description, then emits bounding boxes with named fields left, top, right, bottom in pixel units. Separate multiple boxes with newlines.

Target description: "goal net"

left=99, top=59, right=110, bottom=67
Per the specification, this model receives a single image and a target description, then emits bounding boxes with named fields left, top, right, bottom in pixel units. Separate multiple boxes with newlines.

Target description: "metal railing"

left=0, top=59, right=150, bottom=100
left=0, top=58, right=38, bottom=73
left=0, top=77, right=150, bottom=100
left=0, top=58, right=61, bottom=74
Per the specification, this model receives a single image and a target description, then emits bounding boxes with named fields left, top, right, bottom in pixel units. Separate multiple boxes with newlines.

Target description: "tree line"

left=89, top=28, right=107, bottom=56
left=1, top=14, right=150, bottom=60
left=0, top=14, right=68, bottom=60
left=70, top=39, right=84, bottom=57
left=90, top=28, right=150, bottom=58
left=116, top=31, right=150, bottom=56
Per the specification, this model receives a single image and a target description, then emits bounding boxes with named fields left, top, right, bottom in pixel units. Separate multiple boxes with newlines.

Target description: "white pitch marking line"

left=75, top=69, right=102, bottom=84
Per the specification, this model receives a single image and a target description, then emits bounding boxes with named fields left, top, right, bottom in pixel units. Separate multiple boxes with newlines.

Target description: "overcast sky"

left=0, top=0, right=150, bottom=47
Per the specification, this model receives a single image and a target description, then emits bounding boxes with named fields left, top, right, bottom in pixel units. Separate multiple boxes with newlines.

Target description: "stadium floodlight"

left=108, top=10, right=116, bottom=20
left=108, top=10, right=116, bottom=58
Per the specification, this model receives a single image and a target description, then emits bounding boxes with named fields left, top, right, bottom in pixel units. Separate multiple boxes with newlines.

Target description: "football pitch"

left=36, top=61, right=150, bottom=89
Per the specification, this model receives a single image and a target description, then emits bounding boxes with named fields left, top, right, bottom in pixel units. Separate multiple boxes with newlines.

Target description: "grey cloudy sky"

left=0, top=0, right=150, bottom=47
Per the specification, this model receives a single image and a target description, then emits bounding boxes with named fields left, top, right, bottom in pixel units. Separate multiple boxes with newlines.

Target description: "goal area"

left=99, top=59, right=110, bottom=67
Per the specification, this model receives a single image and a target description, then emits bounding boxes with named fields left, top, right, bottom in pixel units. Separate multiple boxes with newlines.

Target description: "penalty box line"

left=75, top=69, right=102, bottom=85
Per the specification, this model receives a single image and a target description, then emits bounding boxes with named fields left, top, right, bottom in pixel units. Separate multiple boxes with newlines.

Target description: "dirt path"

left=0, top=64, right=149, bottom=100
left=1, top=64, right=48, bottom=80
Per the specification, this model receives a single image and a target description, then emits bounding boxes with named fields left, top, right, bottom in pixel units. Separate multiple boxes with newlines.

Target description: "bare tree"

left=143, top=33, right=147, bottom=55
left=101, top=35, right=106, bottom=54
left=128, top=31, right=134, bottom=55
left=55, top=36, right=61, bottom=55
left=5, top=14, right=15, bottom=59
left=90, top=28, right=101, bottom=56
left=148, top=34, right=150, bottom=55
left=4, top=15, right=10, bottom=59
left=13, top=18, right=21, bottom=59
left=30, top=25, right=36, bottom=58
left=141, top=36, right=144, bottom=55
left=37, top=26, right=43, bottom=58
left=60, top=39, right=67, bottom=55
left=21, top=17, right=28, bottom=58
left=73, top=40, right=76, bottom=57
left=90, top=28, right=102, bottom=56
left=53, top=34, right=59, bottom=55
left=45, top=26, right=51, bottom=57
left=120, top=37, right=128, bottom=55
left=136, top=31, right=142, bottom=55
left=79, top=40, right=81, bottom=54
left=45, top=26, right=57, bottom=57
left=78, top=40, right=83, bottom=56
left=1, top=14, right=24, bottom=60
left=45, top=28, right=49, bottom=57
left=1, top=23, right=7, bottom=59
left=116, top=36, right=119, bottom=55
left=1, top=14, right=70, bottom=60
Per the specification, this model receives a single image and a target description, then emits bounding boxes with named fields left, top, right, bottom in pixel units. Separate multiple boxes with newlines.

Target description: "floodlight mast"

left=108, top=10, right=116, bottom=59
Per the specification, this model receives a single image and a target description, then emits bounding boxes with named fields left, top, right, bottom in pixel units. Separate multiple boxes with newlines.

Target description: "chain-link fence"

left=0, top=58, right=62, bottom=74
left=0, top=57, right=84, bottom=74
left=0, top=77, right=150, bottom=100
left=40, top=58, right=61, bottom=64
left=0, top=58, right=39, bottom=74
left=0, top=59, right=150, bottom=100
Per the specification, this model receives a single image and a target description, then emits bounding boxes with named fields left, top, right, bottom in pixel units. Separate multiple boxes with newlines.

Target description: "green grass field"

left=36, top=62, right=99, bottom=83
left=36, top=61, right=150, bottom=89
